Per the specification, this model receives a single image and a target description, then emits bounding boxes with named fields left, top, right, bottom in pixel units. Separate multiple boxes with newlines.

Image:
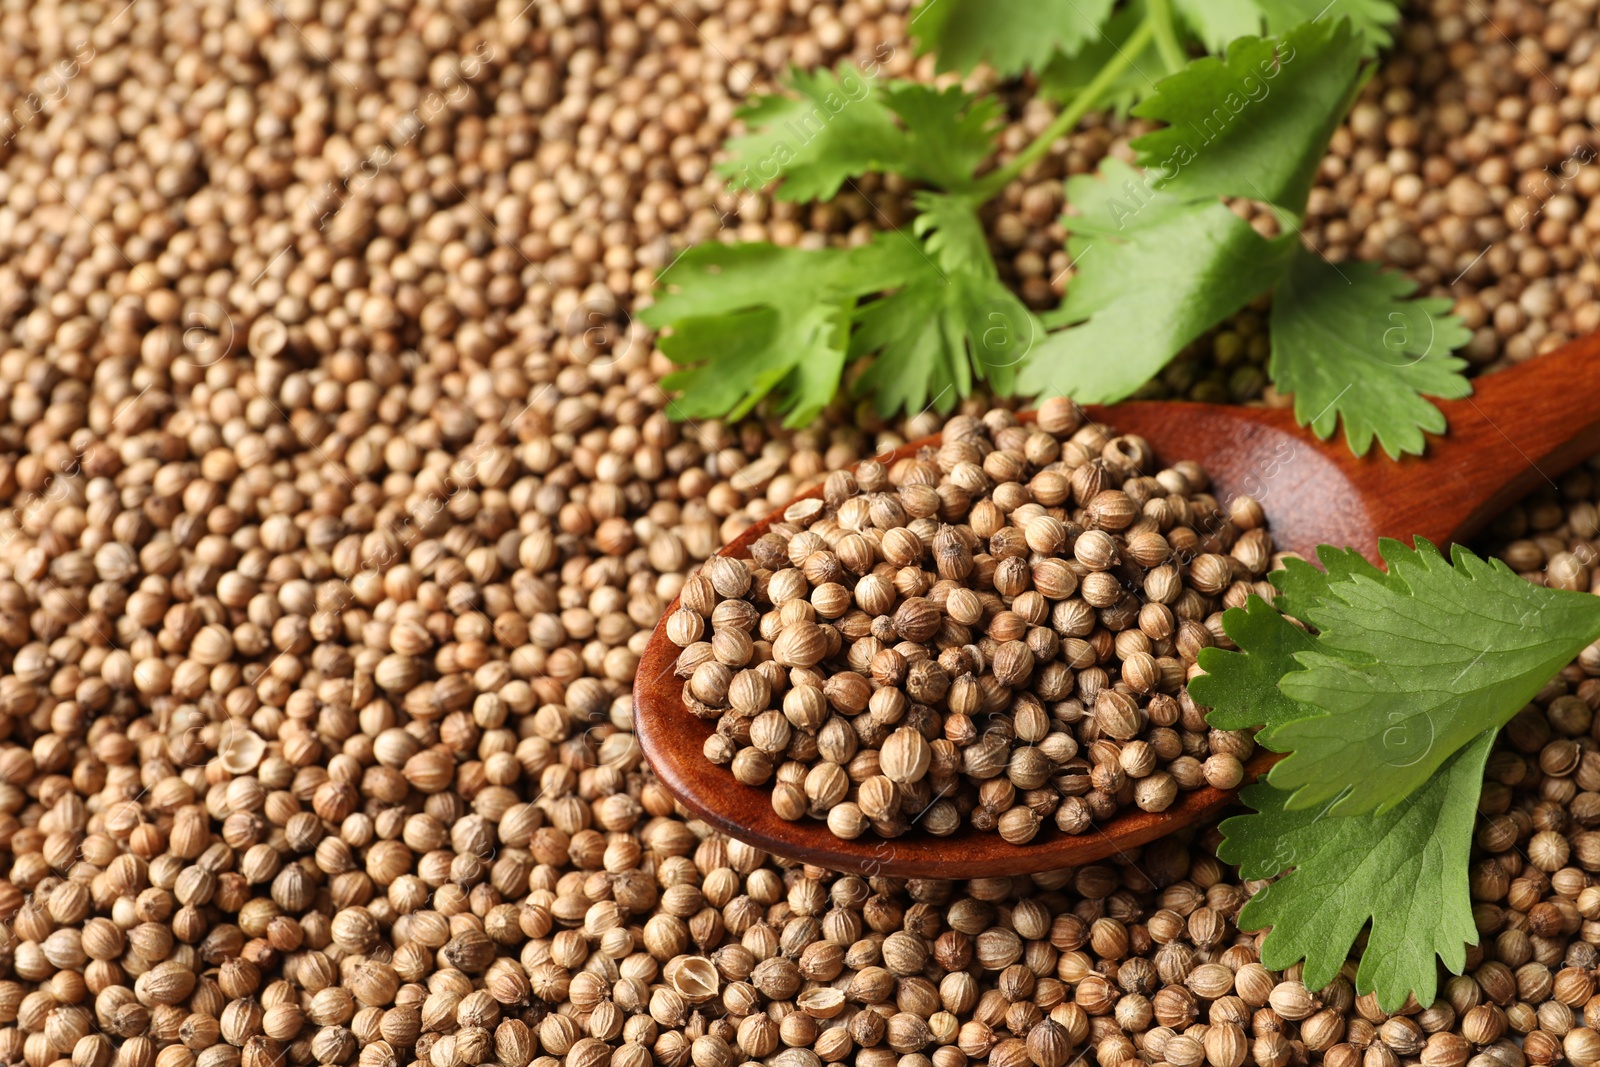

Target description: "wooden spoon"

left=634, top=331, right=1600, bottom=878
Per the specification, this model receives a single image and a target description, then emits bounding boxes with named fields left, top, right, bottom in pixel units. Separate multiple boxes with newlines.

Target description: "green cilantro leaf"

left=1220, top=727, right=1493, bottom=1012
left=1175, top=0, right=1401, bottom=56
left=1029, top=14, right=1451, bottom=455
left=1172, top=0, right=1271, bottom=54
left=716, top=65, right=902, bottom=201
left=1270, top=247, right=1473, bottom=458
left=1018, top=158, right=1292, bottom=403
left=1130, top=19, right=1366, bottom=214
left=1191, top=596, right=1319, bottom=732
left=1205, top=538, right=1600, bottom=1009
left=852, top=194, right=1039, bottom=414
left=1264, top=539, right=1600, bottom=816
left=910, top=0, right=1117, bottom=78
left=640, top=237, right=926, bottom=426
left=915, top=192, right=991, bottom=276
left=654, top=303, right=853, bottom=426
left=642, top=235, right=922, bottom=322
left=717, top=74, right=1003, bottom=200
left=679, top=0, right=1439, bottom=447
left=1270, top=544, right=1388, bottom=626
left=881, top=84, right=1004, bottom=192
left=644, top=200, right=1034, bottom=425
left=1038, top=1, right=1177, bottom=114
left=851, top=279, right=971, bottom=416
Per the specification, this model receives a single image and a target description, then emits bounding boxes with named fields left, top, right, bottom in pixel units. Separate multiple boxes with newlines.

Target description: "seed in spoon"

left=667, top=400, right=1279, bottom=842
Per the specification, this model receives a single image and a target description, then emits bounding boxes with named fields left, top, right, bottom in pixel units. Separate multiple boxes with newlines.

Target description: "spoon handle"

left=1362, top=330, right=1600, bottom=549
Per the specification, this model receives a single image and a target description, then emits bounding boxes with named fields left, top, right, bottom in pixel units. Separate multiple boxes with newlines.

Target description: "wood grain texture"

left=634, top=329, right=1600, bottom=877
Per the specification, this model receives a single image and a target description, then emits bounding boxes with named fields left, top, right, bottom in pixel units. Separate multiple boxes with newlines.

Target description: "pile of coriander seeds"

left=667, top=398, right=1273, bottom=844
left=2, top=7, right=1600, bottom=1067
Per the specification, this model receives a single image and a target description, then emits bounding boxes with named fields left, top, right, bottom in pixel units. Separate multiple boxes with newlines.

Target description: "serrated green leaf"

left=881, top=83, right=1004, bottom=192
left=642, top=237, right=928, bottom=428
left=910, top=0, right=1118, bottom=78
left=1192, top=596, right=1319, bottom=732
left=851, top=280, right=972, bottom=417
left=1037, top=1, right=1177, bottom=114
left=1017, top=158, right=1292, bottom=403
left=853, top=274, right=1034, bottom=414
left=1130, top=19, right=1366, bottom=214
left=717, top=71, right=1003, bottom=201
left=1269, top=545, right=1388, bottom=627
left=643, top=238, right=918, bottom=324
left=851, top=193, right=1039, bottom=413
left=654, top=307, right=788, bottom=420
left=915, top=192, right=1039, bottom=397
left=657, top=302, right=851, bottom=426
left=1175, top=0, right=1401, bottom=56
left=715, top=65, right=902, bottom=201
left=1220, top=727, right=1492, bottom=1012
left=1171, top=0, right=1270, bottom=54
left=1263, top=539, right=1600, bottom=816
left=915, top=191, right=993, bottom=277
left=1269, top=246, right=1473, bottom=459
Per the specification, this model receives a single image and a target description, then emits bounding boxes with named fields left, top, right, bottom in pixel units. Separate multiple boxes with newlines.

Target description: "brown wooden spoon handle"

left=1366, top=331, right=1600, bottom=548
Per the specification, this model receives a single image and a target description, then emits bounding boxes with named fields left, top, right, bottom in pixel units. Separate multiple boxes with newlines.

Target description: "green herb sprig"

left=1193, top=540, right=1600, bottom=1010
left=1026, top=18, right=1472, bottom=458
left=643, top=0, right=1470, bottom=457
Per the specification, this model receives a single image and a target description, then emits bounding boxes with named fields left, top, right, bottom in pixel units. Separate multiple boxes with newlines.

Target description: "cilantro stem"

left=1147, top=0, right=1188, bottom=73
left=971, top=17, right=1157, bottom=200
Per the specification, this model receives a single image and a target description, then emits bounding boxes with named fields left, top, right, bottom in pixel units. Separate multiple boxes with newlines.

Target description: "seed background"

left=2, top=5, right=1599, bottom=1067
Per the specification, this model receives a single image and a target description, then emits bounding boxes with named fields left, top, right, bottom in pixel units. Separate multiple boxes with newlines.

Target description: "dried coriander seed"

left=677, top=412, right=1275, bottom=841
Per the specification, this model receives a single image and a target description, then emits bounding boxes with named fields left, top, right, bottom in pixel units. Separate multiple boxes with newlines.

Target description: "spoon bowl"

left=635, top=332, right=1600, bottom=877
